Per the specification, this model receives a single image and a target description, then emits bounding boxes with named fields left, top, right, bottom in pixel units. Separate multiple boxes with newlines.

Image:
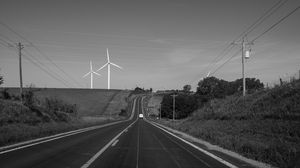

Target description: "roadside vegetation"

left=0, top=75, right=132, bottom=147
left=149, top=76, right=299, bottom=168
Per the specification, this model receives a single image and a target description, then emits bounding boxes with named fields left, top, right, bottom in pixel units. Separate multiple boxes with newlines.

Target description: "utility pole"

left=242, top=38, right=246, bottom=97
left=159, top=103, right=161, bottom=120
left=172, top=94, right=177, bottom=122
left=18, top=42, right=24, bottom=103
left=232, top=36, right=252, bottom=97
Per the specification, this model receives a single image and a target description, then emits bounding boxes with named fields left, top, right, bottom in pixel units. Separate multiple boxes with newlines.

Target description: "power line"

left=22, top=49, right=74, bottom=87
left=0, top=21, right=83, bottom=88
left=22, top=53, right=71, bottom=88
left=210, top=48, right=242, bottom=76
left=0, top=40, right=8, bottom=47
left=235, top=0, right=289, bottom=42
left=0, top=32, right=15, bottom=44
left=197, top=0, right=289, bottom=81
left=26, top=44, right=84, bottom=88
left=0, top=28, right=77, bottom=88
left=0, top=40, right=72, bottom=87
left=251, top=5, right=300, bottom=42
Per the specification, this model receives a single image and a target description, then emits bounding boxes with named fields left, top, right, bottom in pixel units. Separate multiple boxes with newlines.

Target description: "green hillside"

left=6, top=88, right=127, bottom=116
left=0, top=88, right=132, bottom=147
left=155, top=80, right=300, bottom=168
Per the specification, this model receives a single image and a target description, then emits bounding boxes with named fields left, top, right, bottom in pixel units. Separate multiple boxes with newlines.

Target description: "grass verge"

left=150, top=80, right=300, bottom=168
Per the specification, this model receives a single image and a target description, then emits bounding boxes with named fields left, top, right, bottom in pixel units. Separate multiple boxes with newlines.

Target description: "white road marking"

left=157, top=126, right=211, bottom=167
left=111, top=139, right=119, bottom=147
left=0, top=97, right=137, bottom=155
left=81, top=118, right=138, bottom=168
left=147, top=120, right=238, bottom=168
left=81, top=97, right=140, bottom=168
left=140, top=96, right=237, bottom=168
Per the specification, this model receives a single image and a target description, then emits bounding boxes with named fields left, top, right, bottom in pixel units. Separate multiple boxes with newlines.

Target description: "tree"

left=196, top=77, right=227, bottom=99
left=161, top=93, right=198, bottom=119
left=232, top=78, right=264, bottom=93
left=0, top=75, right=3, bottom=86
left=183, top=84, right=191, bottom=93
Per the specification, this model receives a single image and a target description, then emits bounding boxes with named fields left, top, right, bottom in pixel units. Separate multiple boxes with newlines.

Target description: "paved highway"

left=0, top=96, right=250, bottom=168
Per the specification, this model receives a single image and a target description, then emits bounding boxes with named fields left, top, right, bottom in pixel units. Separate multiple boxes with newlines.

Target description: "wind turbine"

left=83, top=61, right=101, bottom=89
left=97, top=48, right=122, bottom=90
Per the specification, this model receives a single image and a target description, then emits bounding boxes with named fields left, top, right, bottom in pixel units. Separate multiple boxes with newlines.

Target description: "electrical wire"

left=196, top=0, right=289, bottom=81
left=0, top=35, right=74, bottom=88
left=22, top=53, right=71, bottom=87
left=26, top=45, right=84, bottom=88
left=251, top=5, right=300, bottom=43
left=22, top=49, right=75, bottom=87
left=208, top=4, right=299, bottom=76
left=0, top=21, right=83, bottom=88
left=235, top=0, right=289, bottom=42
left=210, top=49, right=242, bottom=76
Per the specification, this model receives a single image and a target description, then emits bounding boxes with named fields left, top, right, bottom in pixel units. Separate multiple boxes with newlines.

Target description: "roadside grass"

left=0, top=120, right=113, bottom=147
left=152, top=80, right=300, bottom=168
left=104, top=90, right=131, bottom=117
left=5, top=88, right=122, bottom=116
left=0, top=89, right=133, bottom=147
left=147, top=95, right=163, bottom=116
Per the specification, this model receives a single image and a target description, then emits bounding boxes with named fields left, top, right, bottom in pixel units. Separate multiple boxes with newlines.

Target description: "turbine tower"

left=97, top=48, right=122, bottom=90
left=83, top=61, right=101, bottom=89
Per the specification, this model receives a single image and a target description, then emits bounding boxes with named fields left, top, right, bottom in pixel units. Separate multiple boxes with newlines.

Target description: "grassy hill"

left=153, top=80, right=300, bottom=168
left=0, top=88, right=132, bottom=147
left=5, top=88, right=128, bottom=116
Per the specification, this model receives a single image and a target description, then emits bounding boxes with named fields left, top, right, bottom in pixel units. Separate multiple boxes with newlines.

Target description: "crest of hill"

left=6, top=88, right=130, bottom=116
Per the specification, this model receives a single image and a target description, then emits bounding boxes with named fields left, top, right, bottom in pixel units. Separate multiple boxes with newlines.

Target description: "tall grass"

left=0, top=89, right=132, bottom=147
left=156, top=79, right=300, bottom=168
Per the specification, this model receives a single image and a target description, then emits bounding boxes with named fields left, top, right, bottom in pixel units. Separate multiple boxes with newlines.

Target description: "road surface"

left=0, top=97, right=252, bottom=168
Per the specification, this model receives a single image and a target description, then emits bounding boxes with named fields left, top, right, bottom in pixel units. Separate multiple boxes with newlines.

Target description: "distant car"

left=139, top=114, right=144, bottom=119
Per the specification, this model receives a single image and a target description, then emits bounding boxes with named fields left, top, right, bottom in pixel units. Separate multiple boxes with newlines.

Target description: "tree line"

left=160, top=76, right=264, bottom=119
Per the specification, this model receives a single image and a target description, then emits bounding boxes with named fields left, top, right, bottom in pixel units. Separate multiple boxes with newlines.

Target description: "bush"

left=1, top=88, right=11, bottom=100
left=43, top=97, right=78, bottom=121
left=119, top=109, right=127, bottom=116
left=0, top=100, right=42, bottom=126
left=23, top=90, right=35, bottom=108
left=161, top=93, right=198, bottom=119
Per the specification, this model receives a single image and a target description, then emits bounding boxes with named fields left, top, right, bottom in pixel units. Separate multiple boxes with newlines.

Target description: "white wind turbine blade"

left=97, top=62, right=108, bottom=71
left=83, top=72, right=91, bottom=78
left=107, top=48, right=110, bottom=63
left=92, top=71, right=101, bottom=76
left=110, top=62, right=122, bottom=69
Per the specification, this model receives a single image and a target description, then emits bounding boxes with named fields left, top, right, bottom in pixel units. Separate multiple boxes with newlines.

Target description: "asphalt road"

left=0, top=97, right=244, bottom=168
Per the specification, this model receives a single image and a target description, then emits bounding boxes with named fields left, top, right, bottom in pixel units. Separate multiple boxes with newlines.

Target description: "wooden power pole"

left=18, top=42, right=24, bottom=103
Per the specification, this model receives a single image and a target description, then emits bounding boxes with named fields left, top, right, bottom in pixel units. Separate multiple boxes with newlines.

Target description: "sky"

left=0, top=0, right=299, bottom=91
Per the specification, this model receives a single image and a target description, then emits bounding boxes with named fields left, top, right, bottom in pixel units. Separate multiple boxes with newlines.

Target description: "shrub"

left=23, top=90, right=35, bottom=108
left=0, top=100, right=41, bottom=126
left=43, top=97, right=78, bottom=121
left=1, top=88, right=11, bottom=100
left=161, top=93, right=198, bottom=119
left=119, top=109, right=127, bottom=116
